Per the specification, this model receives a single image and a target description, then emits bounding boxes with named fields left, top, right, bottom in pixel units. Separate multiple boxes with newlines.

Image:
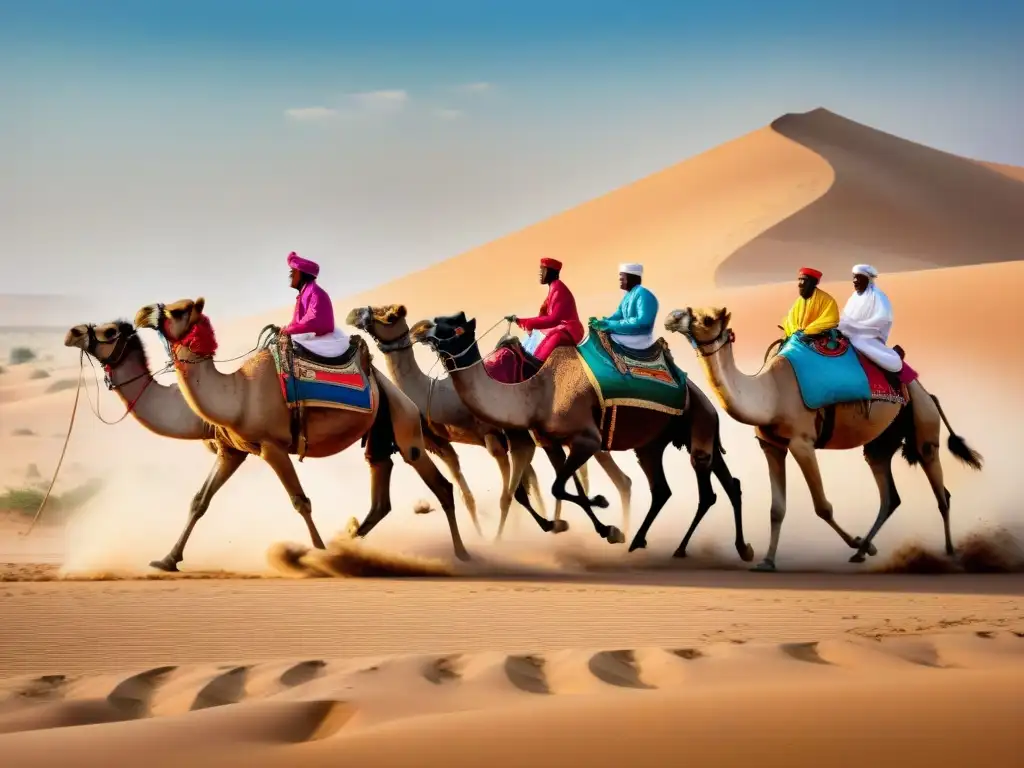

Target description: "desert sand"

left=2, top=107, right=1024, bottom=765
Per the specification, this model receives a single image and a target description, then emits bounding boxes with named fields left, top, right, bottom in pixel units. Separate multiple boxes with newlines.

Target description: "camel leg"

left=594, top=451, right=633, bottom=536
left=353, top=458, right=394, bottom=538
left=754, top=439, right=788, bottom=572
left=850, top=440, right=902, bottom=563
left=544, top=439, right=622, bottom=543
left=485, top=433, right=518, bottom=541
left=432, top=439, right=482, bottom=537
left=506, top=432, right=559, bottom=535
left=150, top=448, right=248, bottom=572
left=711, top=449, right=754, bottom=562
left=407, top=453, right=470, bottom=561
left=626, top=438, right=672, bottom=552
left=912, top=395, right=957, bottom=557
left=260, top=443, right=325, bottom=549
left=787, top=436, right=875, bottom=557
left=520, top=463, right=549, bottom=519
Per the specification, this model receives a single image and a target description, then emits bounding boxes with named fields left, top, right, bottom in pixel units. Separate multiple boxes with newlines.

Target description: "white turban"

left=852, top=264, right=878, bottom=279
left=619, top=263, right=643, bottom=277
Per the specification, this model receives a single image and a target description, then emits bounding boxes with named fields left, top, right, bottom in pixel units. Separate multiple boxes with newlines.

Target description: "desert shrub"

left=12, top=428, right=35, bottom=437
left=29, top=369, right=51, bottom=380
left=0, top=478, right=104, bottom=520
left=9, top=347, right=36, bottom=365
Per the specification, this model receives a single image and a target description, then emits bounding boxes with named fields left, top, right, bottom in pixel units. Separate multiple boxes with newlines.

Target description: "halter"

left=685, top=324, right=735, bottom=358
left=357, top=307, right=414, bottom=353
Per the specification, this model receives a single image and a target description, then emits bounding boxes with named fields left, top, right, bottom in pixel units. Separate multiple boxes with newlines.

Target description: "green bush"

left=0, top=478, right=104, bottom=520
left=9, top=347, right=36, bottom=365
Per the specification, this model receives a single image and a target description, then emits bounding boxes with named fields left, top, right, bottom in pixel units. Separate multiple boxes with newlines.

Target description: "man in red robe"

left=506, top=257, right=585, bottom=361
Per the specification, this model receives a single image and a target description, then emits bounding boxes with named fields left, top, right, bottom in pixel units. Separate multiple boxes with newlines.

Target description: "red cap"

left=798, top=267, right=822, bottom=280
left=540, top=258, right=563, bottom=271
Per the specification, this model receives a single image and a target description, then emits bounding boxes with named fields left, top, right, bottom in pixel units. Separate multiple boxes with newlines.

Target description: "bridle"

left=682, top=317, right=735, bottom=359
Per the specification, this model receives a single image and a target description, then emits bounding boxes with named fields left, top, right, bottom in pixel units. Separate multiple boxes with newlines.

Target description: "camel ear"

left=194, top=297, right=206, bottom=315
left=719, top=307, right=731, bottom=328
left=396, top=305, right=407, bottom=319
left=467, top=317, right=476, bottom=331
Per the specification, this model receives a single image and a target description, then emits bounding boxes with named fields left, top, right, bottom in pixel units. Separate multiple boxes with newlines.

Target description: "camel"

left=64, top=319, right=247, bottom=570
left=346, top=304, right=634, bottom=537
left=133, top=298, right=471, bottom=561
left=665, top=306, right=983, bottom=571
left=413, top=312, right=754, bottom=561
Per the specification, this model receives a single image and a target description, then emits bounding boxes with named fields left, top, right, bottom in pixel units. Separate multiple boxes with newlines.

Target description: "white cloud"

left=433, top=108, right=464, bottom=121
left=457, top=82, right=492, bottom=94
left=348, top=90, right=409, bottom=110
left=284, top=107, right=339, bottom=121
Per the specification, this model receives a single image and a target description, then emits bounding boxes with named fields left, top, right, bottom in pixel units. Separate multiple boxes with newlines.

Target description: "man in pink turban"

left=283, top=252, right=349, bottom=357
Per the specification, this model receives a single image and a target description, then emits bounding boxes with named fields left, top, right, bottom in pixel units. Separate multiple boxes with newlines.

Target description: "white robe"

left=291, top=327, right=351, bottom=359
left=838, top=285, right=902, bottom=372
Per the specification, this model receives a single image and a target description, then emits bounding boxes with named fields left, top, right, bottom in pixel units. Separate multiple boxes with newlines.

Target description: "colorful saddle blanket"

left=269, top=332, right=373, bottom=413
left=778, top=330, right=911, bottom=410
left=483, top=336, right=543, bottom=385
left=576, top=332, right=688, bottom=415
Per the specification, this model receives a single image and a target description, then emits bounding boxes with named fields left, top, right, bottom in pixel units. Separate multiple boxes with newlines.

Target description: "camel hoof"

left=590, top=494, right=609, bottom=509
left=552, top=519, right=570, bottom=534
left=149, top=557, right=179, bottom=573
left=672, top=547, right=687, bottom=559
left=605, top=525, right=625, bottom=545
left=751, top=559, right=776, bottom=573
left=455, top=549, right=472, bottom=562
left=851, top=537, right=878, bottom=557
left=849, top=552, right=867, bottom=564
left=738, top=543, right=755, bottom=562
left=628, top=537, right=647, bottom=552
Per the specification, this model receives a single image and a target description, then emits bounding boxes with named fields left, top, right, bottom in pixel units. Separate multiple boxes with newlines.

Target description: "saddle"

left=492, top=336, right=543, bottom=378
left=593, top=330, right=684, bottom=385
left=270, top=330, right=374, bottom=461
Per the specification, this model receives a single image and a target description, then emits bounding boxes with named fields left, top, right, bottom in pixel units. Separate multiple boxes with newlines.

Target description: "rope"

left=20, top=352, right=85, bottom=537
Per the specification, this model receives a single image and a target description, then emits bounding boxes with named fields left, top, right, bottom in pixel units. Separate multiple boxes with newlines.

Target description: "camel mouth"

left=409, top=319, right=436, bottom=344
left=63, top=327, right=86, bottom=348
left=664, top=309, right=692, bottom=335
left=345, top=307, right=371, bottom=330
left=134, top=305, right=162, bottom=332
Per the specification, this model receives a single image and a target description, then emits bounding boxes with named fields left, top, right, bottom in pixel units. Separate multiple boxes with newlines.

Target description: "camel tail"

left=930, top=394, right=983, bottom=470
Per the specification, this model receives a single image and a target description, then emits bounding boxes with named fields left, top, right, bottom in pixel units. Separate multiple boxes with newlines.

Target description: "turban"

left=540, top=257, right=563, bottom=271
left=798, top=267, right=822, bottom=280
left=852, top=264, right=878, bottom=279
left=287, top=252, right=320, bottom=278
left=619, top=263, right=643, bottom=277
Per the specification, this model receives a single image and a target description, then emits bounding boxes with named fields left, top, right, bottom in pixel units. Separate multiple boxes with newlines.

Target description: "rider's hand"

left=504, top=315, right=517, bottom=323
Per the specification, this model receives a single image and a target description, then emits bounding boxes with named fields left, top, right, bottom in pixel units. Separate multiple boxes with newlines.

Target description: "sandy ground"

left=2, top=107, right=1024, bottom=765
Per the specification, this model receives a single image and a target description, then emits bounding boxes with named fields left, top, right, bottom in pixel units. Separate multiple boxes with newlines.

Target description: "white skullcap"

left=852, top=264, right=878, bottom=278
left=619, top=263, right=643, bottom=277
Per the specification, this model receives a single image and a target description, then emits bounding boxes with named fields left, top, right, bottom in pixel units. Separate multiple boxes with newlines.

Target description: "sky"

left=2, top=0, right=1023, bottom=319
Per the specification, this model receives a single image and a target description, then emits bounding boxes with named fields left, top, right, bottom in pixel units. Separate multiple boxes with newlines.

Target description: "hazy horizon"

left=4, top=0, right=1023, bottom=322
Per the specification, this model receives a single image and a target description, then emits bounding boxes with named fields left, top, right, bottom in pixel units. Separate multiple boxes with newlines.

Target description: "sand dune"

left=1, top=629, right=1022, bottom=767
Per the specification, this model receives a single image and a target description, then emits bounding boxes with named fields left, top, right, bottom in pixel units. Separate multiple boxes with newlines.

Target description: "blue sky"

left=3, top=0, right=1023, bottom=317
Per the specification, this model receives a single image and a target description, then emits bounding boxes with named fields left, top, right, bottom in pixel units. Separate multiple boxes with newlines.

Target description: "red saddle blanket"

left=483, top=340, right=542, bottom=384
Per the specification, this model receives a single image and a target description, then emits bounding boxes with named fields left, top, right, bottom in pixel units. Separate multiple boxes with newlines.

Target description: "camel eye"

left=100, top=328, right=114, bottom=340
left=170, top=308, right=186, bottom=320
left=702, top=316, right=713, bottom=327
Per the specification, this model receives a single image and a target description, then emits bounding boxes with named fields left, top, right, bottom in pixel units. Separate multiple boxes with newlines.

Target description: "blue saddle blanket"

left=777, top=331, right=871, bottom=410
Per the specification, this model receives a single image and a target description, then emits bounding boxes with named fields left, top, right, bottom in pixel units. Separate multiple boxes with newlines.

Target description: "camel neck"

left=107, top=349, right=209, bottom=439
left=696, top=339, right=777, bottom=426
left=172, top=353, right=244, bottom=428
left=380, top=339, right=433, bottom=414
left=442, top=343, right=536, bottom=430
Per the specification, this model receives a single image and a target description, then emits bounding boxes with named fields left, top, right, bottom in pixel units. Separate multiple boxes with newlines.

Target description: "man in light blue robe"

left=590, top=262, right=658, bottom=350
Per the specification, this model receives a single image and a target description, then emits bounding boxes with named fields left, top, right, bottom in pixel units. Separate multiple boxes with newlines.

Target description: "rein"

left=686, top=325, right=735, bottom=358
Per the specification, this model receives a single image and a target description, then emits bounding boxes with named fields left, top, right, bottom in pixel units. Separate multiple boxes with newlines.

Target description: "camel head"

left=665, top=306, right=732, bottom=348
left=410, top=312, right=477, bottom=368
left=64, top=320, right=142, bottom=368
left=134, top=298, right=217, bottom=359
left=346, top=304, right=410, bottom=347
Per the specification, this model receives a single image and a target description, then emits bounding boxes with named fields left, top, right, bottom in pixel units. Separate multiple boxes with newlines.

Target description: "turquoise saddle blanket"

left=777, top=330, right=871, bottom=410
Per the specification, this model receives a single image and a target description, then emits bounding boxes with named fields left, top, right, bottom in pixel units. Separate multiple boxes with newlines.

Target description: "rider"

left=838, top=263, right=902, bottom=372
left=283, top=251, right=349, bottom=357
left=506, top=257, right=585, bottom=361
left=781, top=267, right=840, bottom=339
left=590, top=263, right=658, bottom=349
